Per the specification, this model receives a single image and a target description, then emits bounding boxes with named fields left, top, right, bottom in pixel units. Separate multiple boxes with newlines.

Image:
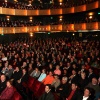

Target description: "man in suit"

left=5, top=65, right=14, bottom=79
left=66, top=83, right=80, bottom=100
left=39, top=84, right=54, bottom=100
left=30, top=67, right=41, bottom=79
left=78, top=87, right=92, bottom=100
left=0, top=75, right=7, bottom=93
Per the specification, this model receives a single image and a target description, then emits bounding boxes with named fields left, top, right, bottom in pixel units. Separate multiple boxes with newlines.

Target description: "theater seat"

left=34, top=83, right=45, bottom=99
left=11, top=91, right=23, bottom=100
left=22, top=76, right=35, bottom=92
left=32, top=80, right=42, bottom=95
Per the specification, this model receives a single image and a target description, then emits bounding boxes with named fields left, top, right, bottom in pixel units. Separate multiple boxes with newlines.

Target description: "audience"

left=0, top=37, right=99, bottom=100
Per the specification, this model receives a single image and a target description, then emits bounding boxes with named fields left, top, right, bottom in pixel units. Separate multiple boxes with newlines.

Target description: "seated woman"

left=0, top=80, right=15, bottom=99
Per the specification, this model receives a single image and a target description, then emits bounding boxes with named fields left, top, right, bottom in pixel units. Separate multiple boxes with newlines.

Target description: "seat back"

left=35, top=83, right=45, bottom=98
left=11, top=91, right=23, bottom=100
left=27, top=76, right=35, bottom=89
left=32, top=80, right=42, bottom=93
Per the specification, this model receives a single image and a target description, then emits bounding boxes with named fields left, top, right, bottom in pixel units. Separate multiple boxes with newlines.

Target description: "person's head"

left=81, top=72, right=86, bottom=79
left=84, top=87, right=91, bottom=97
left=35, top=68, right=39, bottom=72
left=8, top=65, right=12, bottom=69
left=54, top=74, right=59, bottom=80
left=56, top=65, right=60, bottom=70
left=6, top=80, right=13, bottom=88
left=89, top=68, right=93, bottom=73
left=45, top=84, right=51, bottom=93
left=71, top=83, right=78, bottom=90
left=72, top=69, right=76, bottom=75
left=1, top=74, right=6, bottom=82
left=15, top=67, right=20, bottom=71
left=22, top=68, right=27, bottom=74
left=63, top=69, right=67, bottom=74
left=42, top=69, right=46, bottom=73
left=81, top=65, right=85, bottom=69
left=72, top=64, right=76, bottom=68
left=92, top=77, right=98, bottom=85
left=29, top=63, right=32, bottom=68
left=49, top=71, right=53, bottom=76
left=62, top=77, right=68, bottom=84
left=49, top=64, right=53, bottom=68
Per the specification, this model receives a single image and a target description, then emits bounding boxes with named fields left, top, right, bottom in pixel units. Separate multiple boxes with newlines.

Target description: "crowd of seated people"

left=0, top=0, right=98, bottom=10
left=0, top=37, right=100, bottom=100
left=0, top=16, right=98, bottom=27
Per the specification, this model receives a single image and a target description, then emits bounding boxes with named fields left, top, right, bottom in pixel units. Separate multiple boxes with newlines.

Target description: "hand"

left=17, top=80, right=21, bottom=83
left=66, top=98, right=68, bottom=100
left=59, top=88, right=63, bottom=90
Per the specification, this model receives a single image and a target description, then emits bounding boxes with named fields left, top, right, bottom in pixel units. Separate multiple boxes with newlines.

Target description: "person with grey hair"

left=57, top=76, right=69, bottom=100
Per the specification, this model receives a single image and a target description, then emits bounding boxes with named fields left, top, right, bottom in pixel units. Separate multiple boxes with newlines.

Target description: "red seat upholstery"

left=34, top=83, right=45, bottom=98
left=11, top=91, right=23, bottom=100
left=27, top=76, right=35, bottom=90
left=32, top=80, right=42, bottom=95
left=53, top=93, right=60, bottom=100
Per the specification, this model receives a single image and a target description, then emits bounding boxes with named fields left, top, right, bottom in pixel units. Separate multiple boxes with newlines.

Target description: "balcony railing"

left=0, top=1, right=99, bottom=16
left=0, top=22, right=100, bottom=34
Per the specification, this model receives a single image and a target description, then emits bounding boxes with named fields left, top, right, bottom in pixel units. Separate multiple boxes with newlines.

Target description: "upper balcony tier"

left=0, top=22, right=100, bottom=34
left=0, top=1, right=100, bottom=16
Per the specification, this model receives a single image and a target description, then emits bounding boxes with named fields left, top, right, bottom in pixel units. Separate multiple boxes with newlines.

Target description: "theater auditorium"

left=0, top=0, right=100, bottom=100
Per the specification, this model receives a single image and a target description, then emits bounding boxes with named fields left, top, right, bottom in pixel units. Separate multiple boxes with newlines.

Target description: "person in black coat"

left=78, top=72, right=89, bottom=93
left=15, top=68, right=28, bottom=90
left=11, top=67, right=22, bottom=84
left=69, top=69, right=79, bottom=84
left=57, top=77, right=69, bottom=100
left=77, top=87, right=93, bottom=100
left=0, top=75, right=7, bottom=93
left=66, top=83, right=80, bottom=100
left=39, top=84, right=54, bottom=100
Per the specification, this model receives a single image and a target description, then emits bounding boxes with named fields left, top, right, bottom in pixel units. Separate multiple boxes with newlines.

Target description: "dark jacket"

left=0, top=80, right=7, bottom=93
left=66, top=89, right=80, bottom=100
left=39, top=91, right=54, bottom=100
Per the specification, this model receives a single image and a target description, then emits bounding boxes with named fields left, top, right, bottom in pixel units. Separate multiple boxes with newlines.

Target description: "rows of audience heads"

left=0, top=38, right=100, bottom=100
left=0, top=0, right=97, bottom=10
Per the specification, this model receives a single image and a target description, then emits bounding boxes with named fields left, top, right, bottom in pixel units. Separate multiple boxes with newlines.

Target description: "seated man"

left=66, top=83, right=80, bottom=100
left=56, top=77, right=69, bottom=100
left=5, top=65, right=14, bottom=79
left=39, top=84, right=54, bottom=100
left=42, top=71, right=54, bottom=85
left=0, top=75, right=7, bottom=93
left=51, top=74, right=60, bottom=91
left=30, top=67, right=41, bottom=79
left=78, top=87, right=93, bottom=100
left=87, top=77, right=100, bottom=99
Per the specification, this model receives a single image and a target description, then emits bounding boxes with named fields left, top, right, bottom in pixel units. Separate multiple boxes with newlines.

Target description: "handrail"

left=0, top=22, right=100, bottom=34
left=0, top=1, right=99, bottom=16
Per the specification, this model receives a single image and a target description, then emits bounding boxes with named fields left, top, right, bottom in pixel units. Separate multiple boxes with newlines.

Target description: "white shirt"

left=82, top=96, right=89, bottom=100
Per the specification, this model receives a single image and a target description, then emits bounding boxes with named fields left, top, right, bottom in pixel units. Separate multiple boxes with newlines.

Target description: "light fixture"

left=30, top=33, right=33, bottom=37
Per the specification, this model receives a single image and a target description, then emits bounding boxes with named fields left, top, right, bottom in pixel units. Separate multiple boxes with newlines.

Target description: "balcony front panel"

left=27, top=10, right=38, bottom=16
left=86, top=1, right=99, bottom=11
left=86, top=22, right=98, bottom=30
left=39, top=9, right=50, bottom=15
left=0, top=22, right=100, bottom=34
left=15, top=9, right=27, bottom=16
left=74, top=5, right=86, bottom=13
left=74, top=23, right=86, bottom=30
left=0, top=1, right=100, bottom=16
